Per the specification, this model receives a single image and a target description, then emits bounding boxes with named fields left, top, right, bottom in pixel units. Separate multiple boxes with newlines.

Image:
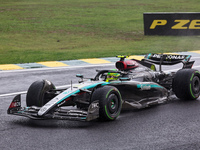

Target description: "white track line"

left=1, top=64, right=200, bottom=98
left=0, top=85, right=71, bottom=97
left=0, top=91, right=27, bottom=97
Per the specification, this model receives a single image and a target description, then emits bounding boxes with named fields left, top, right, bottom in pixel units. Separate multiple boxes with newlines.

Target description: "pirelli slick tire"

left=173, top=69, right=200, bottom=100
left=91, top=86, right=122, bottom=121
left=26, top=80, right=55, bottom=107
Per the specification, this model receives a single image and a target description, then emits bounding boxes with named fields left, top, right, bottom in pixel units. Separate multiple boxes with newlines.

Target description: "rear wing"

left=144, top=53, right=191, bottom=65
left=141, top=53, right=194, bottom=71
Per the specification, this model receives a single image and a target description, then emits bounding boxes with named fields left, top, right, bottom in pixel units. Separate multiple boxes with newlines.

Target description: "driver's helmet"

left=106, top=71, right=120, bottom=82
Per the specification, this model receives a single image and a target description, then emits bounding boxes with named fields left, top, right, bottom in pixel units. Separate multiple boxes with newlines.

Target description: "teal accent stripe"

left=147, top=53, right=152, bottom=59
left=83, top=82, right=107, bottom=89
left=57, top=90, right=80, bottom=104
left=56, top=82, right=110, bottom=104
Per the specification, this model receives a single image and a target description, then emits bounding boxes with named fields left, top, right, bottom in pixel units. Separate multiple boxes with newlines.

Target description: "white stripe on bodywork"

left=38, top=84, right=84, bottom=116
left=37, top=81, right=104, bottom=116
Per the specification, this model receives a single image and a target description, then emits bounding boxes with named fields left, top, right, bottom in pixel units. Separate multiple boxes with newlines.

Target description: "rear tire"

left=91, top=86, right=122, bottom=121
left=26, top=80, right=55, bottom=107
left=173, top=69, right=200, bottom=100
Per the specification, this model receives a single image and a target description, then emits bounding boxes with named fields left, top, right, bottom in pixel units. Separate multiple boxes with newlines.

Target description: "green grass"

left=1, top=0, right=200, bottom=64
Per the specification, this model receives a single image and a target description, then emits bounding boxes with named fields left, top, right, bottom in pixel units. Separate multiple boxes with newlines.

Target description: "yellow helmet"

left=106, top=72, right=120, bottom=82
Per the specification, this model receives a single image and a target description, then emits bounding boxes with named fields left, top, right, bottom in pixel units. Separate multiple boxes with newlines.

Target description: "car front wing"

left=7, top=95, right=99, bottom=121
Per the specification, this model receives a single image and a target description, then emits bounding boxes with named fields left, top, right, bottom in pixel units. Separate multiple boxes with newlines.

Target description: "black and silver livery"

left=7, top=53, right=200, bottom=121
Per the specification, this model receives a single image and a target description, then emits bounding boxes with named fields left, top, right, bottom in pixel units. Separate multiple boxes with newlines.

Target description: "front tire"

left=26, top=80, right=55, bottom=107
left=173, top=69, right=200, bottom=100
left=91, top=86, right=122, bottom=121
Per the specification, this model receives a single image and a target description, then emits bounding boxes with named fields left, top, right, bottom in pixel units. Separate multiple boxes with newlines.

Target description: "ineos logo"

left=140, top=85, right=151, bottom=90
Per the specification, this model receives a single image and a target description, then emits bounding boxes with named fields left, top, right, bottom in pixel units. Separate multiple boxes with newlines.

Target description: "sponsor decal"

left=9, top=95, right=21, bottom=109
left=10, top=101, right=21, bottom=108
left=151, top=54, right=185, bottom=60
left=137, top=84, right=163, bottom=90
left=149, top=19, right=200, bottom=30
left=91, top=102, right=99, bottom=109
left=147, top=53, right=188, bottom=61
left=166, top=55, right=185, bottom=60
left=140, top=85, right=151, bottom=90
left=144, top=13, right=200, bottom=35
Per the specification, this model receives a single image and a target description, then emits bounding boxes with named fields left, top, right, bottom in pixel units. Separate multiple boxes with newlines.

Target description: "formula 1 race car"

left=7, top=53, right=200, bottom=121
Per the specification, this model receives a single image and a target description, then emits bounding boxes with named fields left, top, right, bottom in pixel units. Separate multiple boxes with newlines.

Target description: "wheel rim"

left=111, top=100, right=115, bottom=108
left=192, top=76, right=200, bottom=95
left=107, top=94, right=119, bottom=114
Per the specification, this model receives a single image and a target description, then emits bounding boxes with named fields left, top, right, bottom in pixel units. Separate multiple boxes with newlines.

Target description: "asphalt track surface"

left=1, top=56, right=200, bottom=150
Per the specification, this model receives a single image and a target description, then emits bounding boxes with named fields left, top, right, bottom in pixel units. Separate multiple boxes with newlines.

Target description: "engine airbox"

left=116, top=60, right=139, bottom=71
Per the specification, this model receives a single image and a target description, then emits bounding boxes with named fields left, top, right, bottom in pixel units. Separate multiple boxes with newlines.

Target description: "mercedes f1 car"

left=7, top=53, right=200, bottom=121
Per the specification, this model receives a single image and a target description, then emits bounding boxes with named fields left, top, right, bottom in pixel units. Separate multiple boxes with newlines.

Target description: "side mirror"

left=76, top=74, right=84, bottom=78
left=76, top=74, right=84, bottom=83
